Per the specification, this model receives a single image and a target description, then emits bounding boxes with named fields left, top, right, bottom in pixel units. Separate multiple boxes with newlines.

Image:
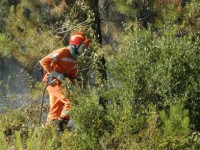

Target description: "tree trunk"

left=88, top=0, right=107, bottom=83
left=88, top=0, right=102, bottom=44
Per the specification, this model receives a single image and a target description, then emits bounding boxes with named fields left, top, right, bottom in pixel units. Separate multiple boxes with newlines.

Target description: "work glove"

left=45, top=70, right=64, bottom=85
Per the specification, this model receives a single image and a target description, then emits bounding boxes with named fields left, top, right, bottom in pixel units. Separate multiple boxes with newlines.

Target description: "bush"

left=158, top=101, right=190, bottom=149
left=0, top=21, right=199, bottom=150
left=0, top=0, right=9, bottom=32
left=0, top=33, right=17, bottom=57
left=108, top=24, right=199, bottom=117
left=0, top=130, right=8, bottom=150
left=103, top=24, right=200, bottom=148
left=0, top=110, right=25, bottom=136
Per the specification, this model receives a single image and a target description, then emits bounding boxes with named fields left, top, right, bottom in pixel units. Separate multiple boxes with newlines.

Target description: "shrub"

left=0, top=33, right=17, bottom=57
left=0, top=130, right=8, bottom=150
left=108, top=24, right=199, bottom=115
left=0, top=110, right=25, bottom=136
left=158, top=101, right=190, bottom=149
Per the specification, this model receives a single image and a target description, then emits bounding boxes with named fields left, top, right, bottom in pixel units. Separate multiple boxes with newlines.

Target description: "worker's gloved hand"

left=50, top=70, right=64, bottom=81
left=45, top=70, right=64, bottom=85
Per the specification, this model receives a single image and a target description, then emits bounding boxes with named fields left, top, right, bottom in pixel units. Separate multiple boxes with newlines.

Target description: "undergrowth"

left=0, top=21, right=200, bottom=150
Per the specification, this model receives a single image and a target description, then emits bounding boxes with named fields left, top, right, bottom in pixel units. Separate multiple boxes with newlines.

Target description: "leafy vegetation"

left=0, top=0, right=200, bottom=149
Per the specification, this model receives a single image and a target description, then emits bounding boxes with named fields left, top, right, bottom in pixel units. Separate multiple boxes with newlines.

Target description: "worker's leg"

left=46, top=83, right=71, bottom=132
left=46, top=83, right=66, bottom=121
left=59, top=97, right=71, bottom=119
left=48, top=94, right=64, bottom=120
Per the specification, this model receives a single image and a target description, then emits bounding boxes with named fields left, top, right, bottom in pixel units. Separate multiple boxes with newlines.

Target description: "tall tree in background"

left=87, top=0, right=102, bottom=44
left=112, top=0, right=195, bottom=32
left=87, top=0, right=107, bottom=84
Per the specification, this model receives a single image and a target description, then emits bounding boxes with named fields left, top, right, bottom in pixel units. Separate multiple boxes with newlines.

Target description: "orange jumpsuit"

left=39, top=47, right=77, bottom=121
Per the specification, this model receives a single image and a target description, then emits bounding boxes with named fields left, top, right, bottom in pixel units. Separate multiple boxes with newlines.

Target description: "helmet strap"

left=69, top=43, right=83, bottom=59
left=69, top=44, right=78, bottom=59
left=76, top=43, right=82, bottom=53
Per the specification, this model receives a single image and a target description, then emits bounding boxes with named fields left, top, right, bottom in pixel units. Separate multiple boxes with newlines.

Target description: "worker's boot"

left=57, top=119, right=64, bottom=133
left=57, top=118, right=69, bottom=133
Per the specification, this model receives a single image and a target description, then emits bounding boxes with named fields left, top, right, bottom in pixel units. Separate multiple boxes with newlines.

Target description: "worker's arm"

left=39, top=55, right=54, bottom=73
left=39, top=53, right=57, bottom=73
left=39, top=52, right=64, bottom=85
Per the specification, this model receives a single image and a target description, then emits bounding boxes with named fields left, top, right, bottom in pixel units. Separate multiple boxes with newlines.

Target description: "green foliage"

left=101, top=93, right=140, bottom=149
left=0, top=110, right=25, bottom=135
left=26, top=126, right=61, bottom=150
left=0, top=33, right=17, bottom=57
left=26, top=127, right=47, bottom=150
left=59, top=132, right=76, bottom=149
left=0, top=131, right=8, bottom=150
left=113, top=0, right=137, bottom=17
left=181, top=0, right=200, bottom=36
left=154, top=3, right=181, bottom=29
left=0, top=0, right=200, bottom=149
left=113, top=0, right=182, bottom=27
left=14, top=131, right=23, bottom=150
left=4, top=3, right=63, bottom=70
left=112, top=0, right=200, bottom=31
left=68, top=87, right=138, bottom=149
left=0, top=0, right=9, bottom=32
left=69, top=90, right=104, bottom=149
left=109, top=23, right=199, bottom=106
left=104, top=23, right=200, bottom=148
left=158, top=102, right=191, bottom=149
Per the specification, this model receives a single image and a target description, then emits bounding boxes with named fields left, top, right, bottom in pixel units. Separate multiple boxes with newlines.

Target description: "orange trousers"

left=46, top=83, right=71, bottom=121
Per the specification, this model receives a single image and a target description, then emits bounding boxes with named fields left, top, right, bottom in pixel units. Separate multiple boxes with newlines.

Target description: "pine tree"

left=4, top=1, right=63, bottom=70
left=160, top=102, right=190, bottom=136
left=158, top=102, right=191, bottom=148
left=0, top=0, right=9, bottom=32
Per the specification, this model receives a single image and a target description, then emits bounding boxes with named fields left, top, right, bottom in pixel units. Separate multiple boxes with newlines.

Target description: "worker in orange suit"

left=39, top=32, right=90, bottom=132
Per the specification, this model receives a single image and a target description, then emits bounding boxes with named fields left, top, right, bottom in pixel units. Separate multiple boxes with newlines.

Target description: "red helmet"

left=69, top=32, right=90, bottom=46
